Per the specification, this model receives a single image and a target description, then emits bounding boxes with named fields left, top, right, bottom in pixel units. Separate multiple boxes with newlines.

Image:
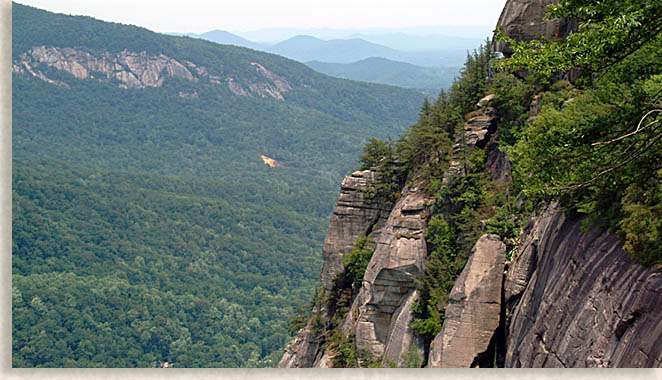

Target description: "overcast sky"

left=14, top=0, right=507, bottom=35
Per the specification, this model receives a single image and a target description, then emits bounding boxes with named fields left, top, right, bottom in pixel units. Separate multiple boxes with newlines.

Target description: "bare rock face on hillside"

left=444, top=108, right=496, bottom=184
left=492, top=0, right=576, bottom=57
left=320, top=170, right=392, bottom=292
left=350, top=184, right=433, bottom=364
left=428, top=234, right=506, bottom=368
left=14, top=46, right=195, bottom=88
left=278, top=169, right=392, bottom=368
left=505, top=206, right=662, bottom=367
left=13, top=46, right=293, bottom=100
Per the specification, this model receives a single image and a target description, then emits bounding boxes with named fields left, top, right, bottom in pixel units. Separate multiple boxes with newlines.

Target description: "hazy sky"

left=14, top=0, right=507, bottom=35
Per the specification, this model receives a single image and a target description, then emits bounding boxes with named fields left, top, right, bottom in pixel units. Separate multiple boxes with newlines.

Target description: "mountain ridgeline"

left=11, top=2, right=426, bottom=367
left=279, top=0, right=662, bottom=368
left=306, top=57, right=460, bottom=94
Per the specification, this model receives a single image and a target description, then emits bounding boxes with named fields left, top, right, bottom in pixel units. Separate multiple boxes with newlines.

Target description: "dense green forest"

left=11, top=3, right=424, bottom=367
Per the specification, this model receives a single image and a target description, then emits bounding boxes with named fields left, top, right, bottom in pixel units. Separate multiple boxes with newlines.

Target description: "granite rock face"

left=278, top=169, right=391, bottom=368
left=277, top=323, right=323, bottom=368
left=505, top=206, right=662, bottom=367
left=444, top=109, right=496, bottom=184
left=352, top=184, right=433, bottom=363
left=13, top=46, right=196, bottom=88
left=13, top=46, right=292, bottom=99
left=428, top=234, right=506, bottom=368
left=492, top=0, right=576, bottom=57
left=320, top=170, right=392, bottom=292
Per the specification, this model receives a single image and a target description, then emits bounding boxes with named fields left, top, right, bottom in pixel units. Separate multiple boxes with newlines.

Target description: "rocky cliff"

left=12, top=45, right=292, bottom=99
left=280, top=141, right=662, bottom=368
left=504, top=206, right=662, bottom=367
left=279, top=98, right=500, bottom=368
left=491, top=0, right=576, bottom=57
left=278, top=0, right=662, bottom=367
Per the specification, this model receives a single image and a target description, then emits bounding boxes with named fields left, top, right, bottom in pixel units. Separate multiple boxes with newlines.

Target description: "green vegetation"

left=306, top=57, right=459, bottom=94
left=495, top=0, right=662, bottom=75
left=342, top=236, right=374, bottom=289
left=498, top=1, right=662, bottom=266
left=12, top=157, right=328, bottom=367
left=354, top=42, right=519, bottom=346
left=11, top=3, right=425, bottom=367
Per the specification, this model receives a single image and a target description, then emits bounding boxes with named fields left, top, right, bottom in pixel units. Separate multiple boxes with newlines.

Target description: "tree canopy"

left=496, top=0, right=662, bottom=75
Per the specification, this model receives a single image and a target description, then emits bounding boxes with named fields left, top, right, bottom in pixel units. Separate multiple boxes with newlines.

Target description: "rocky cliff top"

left=492, top=0, right=576, bottom=57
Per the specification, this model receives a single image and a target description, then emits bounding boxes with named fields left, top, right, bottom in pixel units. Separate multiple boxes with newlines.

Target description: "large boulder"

left=428, top=234, right=506, bottom=367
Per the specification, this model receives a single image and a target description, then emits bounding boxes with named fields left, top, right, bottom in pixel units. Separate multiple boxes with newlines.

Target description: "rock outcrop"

left=13, top=46, right=293, bottom=100
left=505, top=206, right=662, bottom=367
left=428, top=234, right=506, bottom=368
left=444, top=108, right=496, bottom=184
left=279, top=0, right=662, bottom=367
left=320, top=170, right=392, bottom=292
left=278, top=169, right=391, bottom=368
left=13, top=46, right=196, bottom=89
left=351, top=185, right=433, bottom=363
left=492, top=0, right=576, bottom=57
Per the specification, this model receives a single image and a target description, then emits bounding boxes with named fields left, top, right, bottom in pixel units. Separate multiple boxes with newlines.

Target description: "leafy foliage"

left=412, top=215, right=461, bottom=337
left=495, top=0, right=662, bottom=75
left=499, top=10, right=662, bottom=265
left=342, top=236, right=374, bottom=289
left=12, top=158, right=327, bottom=367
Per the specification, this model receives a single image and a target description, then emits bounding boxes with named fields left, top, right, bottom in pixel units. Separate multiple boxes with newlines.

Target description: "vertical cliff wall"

left=504, top=206, right=662, bottom=367
left=278, top=169, right=392, bottom=368
left=491, top=0, right=576, bottom=57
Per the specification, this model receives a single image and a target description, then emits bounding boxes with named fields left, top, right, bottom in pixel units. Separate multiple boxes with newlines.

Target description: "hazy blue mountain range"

left=233, top=25, right=494, bottom=43
left=175, top=29, right=479, bottom=68
left=169, top=29, right=266, bottom=50
left=349, top=32, right=485, bottom=52
left=306, top=57, right=460, bottom=93
left=12, top=2, right=425, bottom=368
left=170, top=28, right=484, bottom=90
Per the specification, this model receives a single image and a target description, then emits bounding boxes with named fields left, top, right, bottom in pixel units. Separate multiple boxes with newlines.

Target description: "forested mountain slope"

left=11, top=2, right=424, bottom=367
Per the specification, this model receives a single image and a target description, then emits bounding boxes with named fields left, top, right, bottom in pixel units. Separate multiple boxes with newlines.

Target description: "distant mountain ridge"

left=171, top=29, right=265, bottom=50
left=174, top=29, right=481, bottom=68
left=306, top=57, right=460, bottom=92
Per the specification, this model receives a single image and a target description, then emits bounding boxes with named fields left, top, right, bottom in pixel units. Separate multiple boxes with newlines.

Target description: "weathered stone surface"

left=278, top=169, right=392, bottom=368
left=492, top=0, right=576, bottom=57
left=443, top=110, right=496, bottom=184
left=13, top=46, right=293, bottom=100
left=486, top=138, right=511, bottom=186
left=505, top=206, right=662, bottom=367
left=428, top=234, right=506, bottom=368
left=382, top=291, right=426, bottom=366
left=353, top=186, right=433, bottom=359
left=320, top=170, right=391, bottom=292
left=476, top=94, right=496, bottom=109
left=277, top=322, right=323, bottom=368
left=14, top=46, right=196, bottom=88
